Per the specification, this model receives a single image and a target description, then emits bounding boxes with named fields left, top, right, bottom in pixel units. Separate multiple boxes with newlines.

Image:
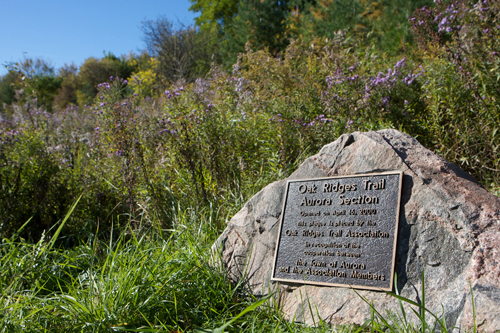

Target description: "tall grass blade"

left=47, top=194, right=83, bottom=251
left=470, top=280, right=476, bottom=333
left=394, top=273, right=407, bottom=325
left=353, top=289, right=391, bottom=329
left=421, top=269, right=426, bottom=333
left=380, top=291, right=448, bottom=330
left=11, top=216, right=33, bottom=241
left=209, top=294, right=273, bottom=333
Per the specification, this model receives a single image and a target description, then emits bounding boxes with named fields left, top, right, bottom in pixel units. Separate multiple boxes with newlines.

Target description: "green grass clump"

left=1, top=201, right=244, bottom=332
left=1, top=222, right=479, bottom=332
left=1, top=199, right=479, bottom=332
left=0, top=200, right=368, bottom=332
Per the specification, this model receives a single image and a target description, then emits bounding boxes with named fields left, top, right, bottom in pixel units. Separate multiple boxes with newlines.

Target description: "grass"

left=1, top=206, right=238, bottom=332
left=0, top=195, right=479, bottom=333
left=355, top=272, right=451, bottom=333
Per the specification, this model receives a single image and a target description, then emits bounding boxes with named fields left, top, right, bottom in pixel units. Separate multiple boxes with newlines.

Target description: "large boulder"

left=213, top=129, right=500, bottom=331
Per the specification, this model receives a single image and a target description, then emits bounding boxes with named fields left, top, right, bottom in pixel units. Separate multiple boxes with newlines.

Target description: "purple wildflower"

left=394, top=58, right=406, bottom=69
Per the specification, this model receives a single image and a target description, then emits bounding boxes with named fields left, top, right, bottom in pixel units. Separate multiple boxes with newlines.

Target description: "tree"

left=16, top=57, right=55, bottom=78
left=128, top=53, right=160, bottom=98
left=295, top=0, right=433, bottom=54
left=189, top=0, right=239, bottom=34
left=221, top=0, right=293, bottom=66
left=53, top=63, right=79, bottom=109
left=141, top=17, right=218, bottom=84
left=0, top=71, right=18, bottom=112
left=300, top=0, right=364, bottom=39
left=77, top=53, right=136, bottom=105
left=8, top=57, right=62, bottom=111
left=33, top=75, right=63, bottom=112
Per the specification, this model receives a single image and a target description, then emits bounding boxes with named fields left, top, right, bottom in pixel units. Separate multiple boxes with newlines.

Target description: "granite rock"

left=213, top=129, right=500, bottom=331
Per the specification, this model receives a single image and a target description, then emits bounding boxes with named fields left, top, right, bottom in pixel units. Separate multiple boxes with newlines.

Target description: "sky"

left=0, top=0, right=198, bottom=76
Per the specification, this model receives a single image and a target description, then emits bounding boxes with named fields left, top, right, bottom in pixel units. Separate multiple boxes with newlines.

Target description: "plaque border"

left=270, top=171, right=403, bottom=291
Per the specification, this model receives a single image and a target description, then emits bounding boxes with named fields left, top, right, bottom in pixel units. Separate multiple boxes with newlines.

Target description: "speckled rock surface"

left=212, top=129, right=500, bottom=332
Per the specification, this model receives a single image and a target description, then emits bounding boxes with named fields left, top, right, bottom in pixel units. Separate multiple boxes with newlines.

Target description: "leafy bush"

left=410, top=0, right=500, bottom=187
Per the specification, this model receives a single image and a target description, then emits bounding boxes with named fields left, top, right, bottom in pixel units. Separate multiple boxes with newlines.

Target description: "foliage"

left=77, top=53, right=137, bottom=105
left=0, top=71, right=18, bottom=113
left=286, top=0, right=435, bottom=56
left=193, top=0, right=434, bottom=64
left=0, top=0, right=435, bottom=110
left=189, top=0, right=240, bottom=34
left=0, top=102, right=121, bottom=242
left=128, top=55, right=160, bottom=99
left=141, top=18, right=219, bottom=85
left=409, top=0, right=500, bottom=187
left=293, top=0, right=365, bottom=40
left=221, top=0, right=292, bottom=66
left=1, top=0, right=499, bottom=239
left=6, top=57, right=63, bottom=112
left=53, top=63, right=80, bottom=109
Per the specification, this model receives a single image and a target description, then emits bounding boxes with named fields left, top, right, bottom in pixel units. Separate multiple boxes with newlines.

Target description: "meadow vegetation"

left=0, top=0, right=499, bottom=331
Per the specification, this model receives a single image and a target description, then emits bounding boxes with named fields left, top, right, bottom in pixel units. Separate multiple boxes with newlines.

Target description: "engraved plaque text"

left=271, top=171, right=403, bottom=291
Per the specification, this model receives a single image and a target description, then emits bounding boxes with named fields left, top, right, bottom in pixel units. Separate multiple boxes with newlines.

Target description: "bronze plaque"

left=271, top=171, right=403, bottom=291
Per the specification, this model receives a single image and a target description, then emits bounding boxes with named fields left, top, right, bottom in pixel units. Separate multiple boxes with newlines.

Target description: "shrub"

left=411, top=0, right=500, bottom=187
